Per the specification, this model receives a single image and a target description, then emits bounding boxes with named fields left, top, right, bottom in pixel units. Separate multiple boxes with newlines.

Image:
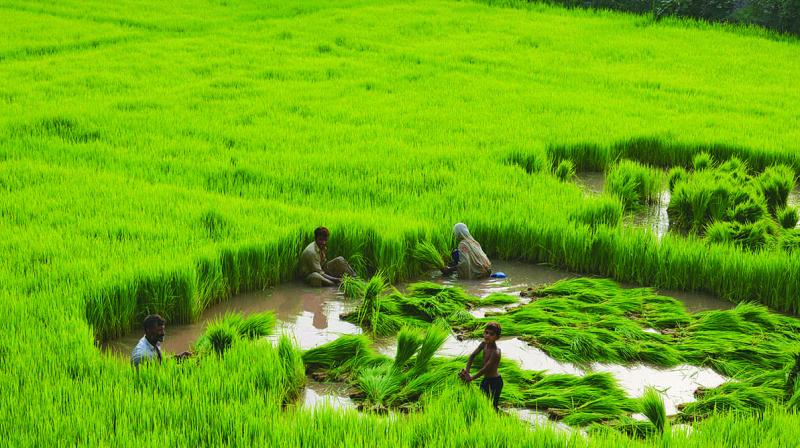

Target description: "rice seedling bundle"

left=640, top=387, right=667, bottom=433
left=413, top=241, right=446, bottom=270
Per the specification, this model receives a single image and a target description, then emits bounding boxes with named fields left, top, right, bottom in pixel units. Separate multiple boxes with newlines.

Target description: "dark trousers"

left=480, top=376, right=503, bottom=410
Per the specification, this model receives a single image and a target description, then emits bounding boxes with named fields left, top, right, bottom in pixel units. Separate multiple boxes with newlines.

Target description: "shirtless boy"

left=460, top=322, right=503, bottom=410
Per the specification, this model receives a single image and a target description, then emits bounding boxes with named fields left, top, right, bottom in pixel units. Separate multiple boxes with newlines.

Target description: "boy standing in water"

left=460, top=322, right=503, bottom=410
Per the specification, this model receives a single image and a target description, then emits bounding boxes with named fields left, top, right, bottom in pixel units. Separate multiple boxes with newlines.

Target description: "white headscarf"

left=453, top=223, right=492, bottom=277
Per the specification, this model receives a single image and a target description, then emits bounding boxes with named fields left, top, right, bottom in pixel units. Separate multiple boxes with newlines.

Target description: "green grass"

left=4, top=0, right=800, bottom=445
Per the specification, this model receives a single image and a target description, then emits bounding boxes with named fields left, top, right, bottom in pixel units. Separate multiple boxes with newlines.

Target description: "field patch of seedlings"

left=302, top=275, right=800, bottom=438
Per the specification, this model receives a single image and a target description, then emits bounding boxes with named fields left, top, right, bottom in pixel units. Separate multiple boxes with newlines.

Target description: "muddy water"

left=103, top=282, right=359, bottom=356
left=575, top=172, right=605, bottom=196
left=631, top=189, right=670, bottom=240
left=655, top=287, right=734, bottom=312
left=299, top=380, right=356, bottom=411
left=591, top=363, right=727, bottom=416
left=789, top=188, right=800, bottom=228
left=103, top=260, right=734, bottom=419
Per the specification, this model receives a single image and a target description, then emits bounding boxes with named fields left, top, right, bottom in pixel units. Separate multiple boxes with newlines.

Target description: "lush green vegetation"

left=3, top=0, right=800, bottom=445
left=666, top=155, right=796, bottom=251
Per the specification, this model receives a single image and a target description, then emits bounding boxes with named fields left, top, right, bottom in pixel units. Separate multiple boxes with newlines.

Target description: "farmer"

left=460, top=322, right=503, bottom=411
left=130, top=314, right=191, bottom=368
left=300, top=226, right=357, bottom=287
left=440, top=223, right=492, bottom=279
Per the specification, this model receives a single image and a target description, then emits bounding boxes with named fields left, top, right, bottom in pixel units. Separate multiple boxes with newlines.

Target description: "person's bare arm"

left=461, top=342, right=484, bottom=381
left=465, top=342, right=484, bottom=372
left=321, top=273, right=341, bottom=284
left=471, top=349, right=500, bottom=382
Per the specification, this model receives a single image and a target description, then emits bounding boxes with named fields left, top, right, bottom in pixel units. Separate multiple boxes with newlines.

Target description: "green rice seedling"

left=235, top=312, right=277, bottom=339
left=412, top=241, right=446, bottom=270
left=355, top=273, right=387, bottom=331
left=411, top=321, right=450, bottom=376
left=733, top=302, right=779, bottom=330
left=608, top=416, right=658, bottom=439
left=547, top=143, right=612, bottom=172
left=522, top=372, right=636, bottom=425
left=667, top=166, right=689, bottom=192
left=369, top=312, right=405, bottom=337
left=394, top=327, right=424, bottom=370
left=357, top=364, right=402, bottom=410
left=504, top=149, right=546, bottom=174
left=476, top=292, right=518, bottom=307
left=277, top=334, right=306, bottom=402
left=568, top=195, right=623, bottom=229
left=339, top=275, right=367, bottom=300
left=196, top=318, right=239, bottom=356
left=605, top=160, right=663, bottom=209
left=758, top=164, right=795, bottom=214
left=406, top=282, right=472, bottom=305
left=789, top=387, right=800, bottom=410
left=727, top=191, right=768, bottom=224
left=446, top=309, right=475, bottom=327
left=10, top=0, right=800, bottom=443
left=778, top=229, right=800, bottom=253
left=777, top=206, right=799, bottom=229
left=554, top=159, right=576, bottom=182
left=640, top=387, right=667, bottom=433
left=536, top=277, right=620, bottom=302
left=693, top=152, right=714, bottom=171
left=302, top=335, right=374, bottom=372
left=668, top=175, right=734, bottom=234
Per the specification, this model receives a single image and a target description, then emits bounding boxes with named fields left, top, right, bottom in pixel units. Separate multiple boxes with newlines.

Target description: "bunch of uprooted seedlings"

left=339, top=276, right=516, bottom=336
left=462, top=277, right=800, bottom=422
left=303, top=322, right=456, bottom=412
left=302, top=325, right=645, bottom=427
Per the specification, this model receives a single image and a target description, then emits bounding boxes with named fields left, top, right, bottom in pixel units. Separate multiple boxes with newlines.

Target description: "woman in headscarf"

left=441, top=223, right=492, bottom=279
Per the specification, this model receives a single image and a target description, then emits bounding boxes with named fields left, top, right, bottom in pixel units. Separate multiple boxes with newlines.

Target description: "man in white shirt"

left=131, top=314, right=190, bottom=368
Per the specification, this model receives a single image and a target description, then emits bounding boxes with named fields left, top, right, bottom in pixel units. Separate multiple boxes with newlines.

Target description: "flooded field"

left=104, top=260, right=736, bottom=422
left=576, top=171, right=800, bottom=238
left=103, top=261, right=574, bottom=357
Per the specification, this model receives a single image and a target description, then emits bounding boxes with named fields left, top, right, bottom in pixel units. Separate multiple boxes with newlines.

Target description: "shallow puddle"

left=590, top=363, right=727, bottom=416
left=510, top=408, right=575, bottom=433
left=655, top=287, right=734, bottom=312
left=575, top=172, right=605, bottom=196
left=630, top=189, right=670, bottom=240
left=300, top=380, right=356, bottom=411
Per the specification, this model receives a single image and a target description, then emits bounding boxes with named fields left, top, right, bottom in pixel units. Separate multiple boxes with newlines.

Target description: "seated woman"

left=300, top=227, right=357, bottom=287
left=441, top=223, right=492, bottom=280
